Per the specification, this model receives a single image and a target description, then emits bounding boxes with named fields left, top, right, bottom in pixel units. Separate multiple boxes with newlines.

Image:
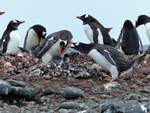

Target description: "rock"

left=84, top=100, right=99, bottom=109
left=60, top=102, right=88, bottom=110
left=77, top=110, right=98, bottom=113
left=42, top=86, right=62, bottom=95
left=145, top=103, right=150, bottom=112
left=6, top=79, right=26, bottom=87
left=0, top=80, right=38, bottom=101
left=141, top=67, right=150, bottom=75
left=0, top=80, right=12, bottom=95
left=91, top=64, right=101, bottom=69
left=58, top=109, right=73, bottom=113
left=143, top=86, right=150, bottom=93
left=126, top=93, right=141, bottom=100
left=103, top=82, right=121, bottom=91
left=100, top=100, right=146, bottom=113
left=29, top=69, right=41, bottom=76
left=7, top=105, right=21, bottom=113
left=62, top=87, right=84, bottom=99
left=147, top=75, right=150, bottom=79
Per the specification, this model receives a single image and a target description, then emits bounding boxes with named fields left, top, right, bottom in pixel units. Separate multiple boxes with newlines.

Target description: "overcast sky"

left=1, top=0, right=150, bottom=46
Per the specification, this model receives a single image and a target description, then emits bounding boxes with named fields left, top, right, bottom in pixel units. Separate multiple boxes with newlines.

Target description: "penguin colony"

left=0, top=11, right=150, bottom=81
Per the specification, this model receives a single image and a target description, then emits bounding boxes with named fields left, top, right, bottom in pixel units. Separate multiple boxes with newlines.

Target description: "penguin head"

left=7, top=19, right=25, bottom=30
left=31, top=25, right=47, bottom=39
left=76, top=14, right=96, bottom=25
left=123, top=20, right=134, bottom=30
left=59, top=40, right=68, bottom=49
left=0, top=11, right=5, bottom=15
left=136, top=15, right=150, bottom=27
left=70, top=42, right=93, bottom=54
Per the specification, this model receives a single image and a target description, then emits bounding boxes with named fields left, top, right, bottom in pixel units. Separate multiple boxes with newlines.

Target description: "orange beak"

left=59, top=48, right=65, bottom=57
left=67, top=42, right=74, bottom=48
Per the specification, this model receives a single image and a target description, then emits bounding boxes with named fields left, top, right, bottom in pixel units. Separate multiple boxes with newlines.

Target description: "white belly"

left=88, top=49, right=113, bottom=70
left=25, top=29, right=39, bottom=49
left=88, top=49, right=118, bottom=80
left=97, top=28, right=104, bottom=44
left=42, top=39, right=64, bottom=64
left=145, top=23, right=150, bottom=42
left=83, top=24, right=94, bottom=43
left=6, top=31, right=21, bottom=54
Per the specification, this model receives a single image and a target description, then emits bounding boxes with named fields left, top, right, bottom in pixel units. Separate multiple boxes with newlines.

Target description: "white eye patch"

left=13, top=20, right=17, bottom=23
left=85, top=14, right=89, bottom=18
left=42, top=31, right=46, bottom=36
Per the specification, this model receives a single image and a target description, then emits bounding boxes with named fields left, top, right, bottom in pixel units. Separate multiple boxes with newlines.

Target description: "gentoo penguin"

left=33, top=30, right=73, bottom=64
left=70, top=42, right=149, bottom=80
left=24, top=24, right=46, bottom=50
left=0, top=20, right=25, bottom=54
left=136, top=15, right=150, bottom=43
left=116, top=20, right=143, bottom=55
left=76, top=14, right=113, bottom=46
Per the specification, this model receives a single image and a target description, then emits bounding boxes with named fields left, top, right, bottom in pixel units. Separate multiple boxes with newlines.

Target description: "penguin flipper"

left=37, top=40, right=57, bottom=58
left=92, top=27, right=99, bottom=43
left=98, top=48, right=116, bottom=66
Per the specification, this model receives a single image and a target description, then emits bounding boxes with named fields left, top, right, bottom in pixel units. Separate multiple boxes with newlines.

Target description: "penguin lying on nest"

left=70, top=42, right=150, bottom=81
left=19, top=30, right=73, bottom=65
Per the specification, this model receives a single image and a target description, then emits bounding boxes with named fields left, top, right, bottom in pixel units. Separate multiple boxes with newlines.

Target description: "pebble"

left=145, top=103, right=150, bottom=112
left=60, top=102, right=88, bottom=110
left=62, top=87, right=84, bottom=99
left=103, top=82, right=121, bottom=91
left=29, top=69, right=41, bottom=76
left=100, top=100, right=146, bottom=113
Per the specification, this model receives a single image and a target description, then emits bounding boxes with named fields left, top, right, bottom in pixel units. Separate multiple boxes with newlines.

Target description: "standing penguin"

left=32, top=30, right=73, bottom=64
left=76, top=14, right=113, bottom=46
left=24, top=24, right=46, bottom=50
left=0, top=20, right=25, bottom=54
left=70, top=42, right=149, bottom=81
left=136, top=15, right=150, bottom=44
left=116, top=20, right=143, bottom=55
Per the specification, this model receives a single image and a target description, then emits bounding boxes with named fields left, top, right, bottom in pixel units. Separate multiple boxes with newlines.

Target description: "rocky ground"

left=0, top=53, right=150, bottom=113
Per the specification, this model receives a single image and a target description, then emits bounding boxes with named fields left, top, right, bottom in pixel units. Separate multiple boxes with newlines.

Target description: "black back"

left=117, top=20, right=142, bottom=55
left=72, top=42, right=134, bottom=73
left=77, top=14, right=113, bottom=46
left=46, top=30, right=73, bottom=43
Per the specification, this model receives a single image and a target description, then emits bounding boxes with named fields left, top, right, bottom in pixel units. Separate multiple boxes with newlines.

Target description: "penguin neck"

left=3, top=27, right=15, bottom=37
left=74, top=43, right=94, bottom=54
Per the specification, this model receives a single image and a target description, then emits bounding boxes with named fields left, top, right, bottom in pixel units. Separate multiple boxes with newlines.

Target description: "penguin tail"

left=133, top=47, right=150, bottom=64
left=18, top=47, right=30, bottom=53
